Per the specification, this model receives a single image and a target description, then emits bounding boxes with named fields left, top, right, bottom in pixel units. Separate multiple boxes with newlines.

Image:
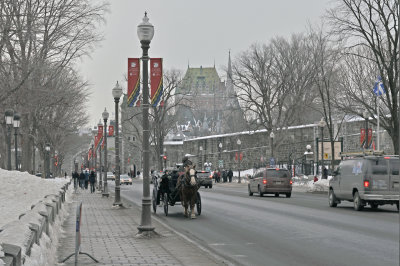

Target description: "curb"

left=0, top=180, right=71, bottom=266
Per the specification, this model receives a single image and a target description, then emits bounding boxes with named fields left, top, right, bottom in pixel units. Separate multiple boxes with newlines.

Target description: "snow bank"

left=0, top=169, right=69, bottom=229
left=292, top=175, right=332, bottom=192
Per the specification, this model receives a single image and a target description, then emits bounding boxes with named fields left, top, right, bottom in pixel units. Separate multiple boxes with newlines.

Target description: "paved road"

left=110, top=180, right=399, bottom=266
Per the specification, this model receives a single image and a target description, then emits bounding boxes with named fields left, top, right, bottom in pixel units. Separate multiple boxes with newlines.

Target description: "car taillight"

left=263, top=178, right=267, bottom=184
left=289, top=180, right=293, bottom=185
left=209, top=175, right=213, bottom=178
left=364, top=180, right=370, bottom=188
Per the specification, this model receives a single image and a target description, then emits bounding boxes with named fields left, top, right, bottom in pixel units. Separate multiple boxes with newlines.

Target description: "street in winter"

left=0, top=1, right=399, bottom=266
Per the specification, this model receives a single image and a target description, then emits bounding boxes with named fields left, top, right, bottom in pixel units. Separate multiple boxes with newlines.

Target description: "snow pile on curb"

left=292, top=176, right=332, bottom=192
left=0, top=169, right=69, bottom=229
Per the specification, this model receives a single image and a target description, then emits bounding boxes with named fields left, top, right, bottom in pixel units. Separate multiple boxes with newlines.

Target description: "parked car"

left=120, top=174, right=132, bottom=185
left=248, top=168, right=292, bottom=197
left=197, top=170, right=213, bottom=188
left=329, top=154, right=399, bottom=211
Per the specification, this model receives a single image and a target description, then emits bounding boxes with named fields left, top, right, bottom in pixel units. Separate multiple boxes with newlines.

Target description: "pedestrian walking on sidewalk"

left=228, top=169, right=233, bottom=183
left=72, top=171, right=79, bottom=189
left=79, top=171, right=85, bottom=189
left=64, top=171, right=67, bottom=179
left=89, top=171, right=96, bottom=193
left=84, top=170, right=89, bottom=189
left=222, top=170, right=227, bottom=182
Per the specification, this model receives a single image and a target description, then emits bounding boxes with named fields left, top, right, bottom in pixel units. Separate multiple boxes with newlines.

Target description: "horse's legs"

left=190, top=192, right=197, bottom=219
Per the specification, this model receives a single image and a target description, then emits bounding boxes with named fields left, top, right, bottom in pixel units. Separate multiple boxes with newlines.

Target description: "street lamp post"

left=137, top=12, right=155, bottom=234
left=363, top=111, right=369, bottom=150
left=102, top=108, right=109, bottom=197
left=112, top=81, right=123, bottom=206
left=13, top=113, right=21, bottom=170
left=45, top=143, right=51, bottom=178
left=5, top=109, right=14, bottom=170
left=218, top=142, right=222, bottom=171
left=270, top=131, right=275, bottom=159
left=199, top=146, right=203, bottom=169
left=237, top=139, right=241, bottom=183
left=318, top=118, right=326, bottom=174
left=98, top=120, right=103, bottom=191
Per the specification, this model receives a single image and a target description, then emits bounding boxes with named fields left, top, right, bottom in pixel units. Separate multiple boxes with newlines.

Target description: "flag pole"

left=377, top=96, right=380, bottom=150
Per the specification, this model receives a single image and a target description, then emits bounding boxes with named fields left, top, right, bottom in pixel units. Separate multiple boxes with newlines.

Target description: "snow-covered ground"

left=0, top=169, right=70, bottom=265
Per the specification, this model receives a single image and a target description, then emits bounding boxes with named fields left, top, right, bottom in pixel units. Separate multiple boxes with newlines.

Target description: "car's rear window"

left=389, top=160, right=399, bottom=175
left=266, top=169, right=290, bottom=178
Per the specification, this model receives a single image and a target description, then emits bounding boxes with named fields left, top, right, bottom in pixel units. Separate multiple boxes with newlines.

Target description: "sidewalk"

left=56, top=189, right=227, bottom=266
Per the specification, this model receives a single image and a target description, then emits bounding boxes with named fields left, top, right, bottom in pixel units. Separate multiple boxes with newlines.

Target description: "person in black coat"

left=79, top=171, right=85, bottom=189
left=227, top=169, right=233, bottom=183
left=89, top=171, right=96, bottom=193
left=72, top=171, right=79, bottom=189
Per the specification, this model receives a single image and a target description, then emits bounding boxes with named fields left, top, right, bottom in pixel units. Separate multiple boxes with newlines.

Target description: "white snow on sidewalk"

left=0, top=169, right=69, bottom=229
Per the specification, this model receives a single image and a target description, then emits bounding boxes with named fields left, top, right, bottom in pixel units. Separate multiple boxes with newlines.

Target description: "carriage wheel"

left=196, top=192, right=202, bottom=215
left=152, top=189, right=157, bottom=213
left=163, top=193, right=169, bottom=216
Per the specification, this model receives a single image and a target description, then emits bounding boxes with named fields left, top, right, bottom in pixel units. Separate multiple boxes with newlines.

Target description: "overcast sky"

left=79, top=0, right=334, bottom=127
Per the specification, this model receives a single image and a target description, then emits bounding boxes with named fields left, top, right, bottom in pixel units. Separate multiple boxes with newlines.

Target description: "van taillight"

left=263, top=179, right=267, bottom=184
left=209, top=175, right=213, bottom=178
left=289, top=180, right=293, bottom=185
left=364, top=180, right=370, bottom=188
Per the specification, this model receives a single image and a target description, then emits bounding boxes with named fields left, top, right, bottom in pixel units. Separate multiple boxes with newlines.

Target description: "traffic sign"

left=373, top=76, right=386, bottom=96
left=270, top=157, right=275, bottom=167
left=218, top=160, right=224, bottom=168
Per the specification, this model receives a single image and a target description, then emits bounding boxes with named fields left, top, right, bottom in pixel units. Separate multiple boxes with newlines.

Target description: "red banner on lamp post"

left=127, top=58, right=140, bottom=107
left=150, top=58, right=163, bottom=107
left=98, top=125, right=103, bottom=137
left=360, top=128, right=366, bottom=147
left=108, top=125, right=114, bottom=137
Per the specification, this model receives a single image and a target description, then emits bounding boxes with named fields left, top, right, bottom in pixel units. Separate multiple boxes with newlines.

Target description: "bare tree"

left=308, top=26, right=345, bottom=168
left=328, top=0, right=399, bottom=154
left=232, top=34, right=318, bottom=148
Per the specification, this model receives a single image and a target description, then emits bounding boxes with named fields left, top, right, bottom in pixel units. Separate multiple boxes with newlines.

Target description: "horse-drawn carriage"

left=152, top=166, right=202, bottom=218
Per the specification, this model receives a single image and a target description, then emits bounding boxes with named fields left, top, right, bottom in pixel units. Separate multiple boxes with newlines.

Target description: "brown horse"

left=177, top=165, right=198, bottom=219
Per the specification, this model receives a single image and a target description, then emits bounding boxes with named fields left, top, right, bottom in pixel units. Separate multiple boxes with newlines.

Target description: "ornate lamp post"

left=270, top=131, right=275, bottom=159
left=318, top=118, right=327, bottom=173
left=98, top=120, right=103, bottom=191
left=363, top=111, right=369, bottom=150
left=237, top=139, right=242, bottom=183
left=102, top=108, right=109, bottom=197
left=199, top=146, right=203, bottom=169
left=5, top=109, right=14, bottom=170
left=137, top=12, right=155, bottom=234
left=218, top=142, right=222, bottom=171
left=112, top=81, right=123, bottom=206
left=45, top=143, right=51, bottom=178
left=90, top=140, right=94, bottom=171
left=13, top=113, right=21, bottom=170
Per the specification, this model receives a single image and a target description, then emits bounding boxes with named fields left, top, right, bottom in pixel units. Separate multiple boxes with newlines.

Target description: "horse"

left=177, top=164, right=198, bottom=219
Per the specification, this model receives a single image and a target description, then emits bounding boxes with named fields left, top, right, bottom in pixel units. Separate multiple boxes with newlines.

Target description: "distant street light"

left=137, top=11, right=155, bottom=235
left=237, top=139, right=242, bottom=183
left=102, top=108, right=109, bottom=197
left=45, top=143, right=51, bottom=178
left=98, top=120, right=103, bottom=191
left=5, top=109, right=14, bottom=170
left=270, top=131, right=275, bottom=159
left=318, top=117, right=327, bottom=173
left=13, top=113, right=21, bottom=170
left=112, top=81, right=123, bottom=206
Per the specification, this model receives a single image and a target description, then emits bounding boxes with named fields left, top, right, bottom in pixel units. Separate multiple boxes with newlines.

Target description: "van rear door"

left=266, top=169, right=291, bottom=188
left=366, top=158, right=390, bottom=195
left=388, top=159, right=399, bottom=193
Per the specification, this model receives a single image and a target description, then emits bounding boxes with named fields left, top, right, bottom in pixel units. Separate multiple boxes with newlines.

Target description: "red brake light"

left=262, top=178, right=267, bottom=184
left=364, top=180, right=370, bottom=188
left=275, top=168, right=279, bottom=171
left=290, top=180, right=293, bottom=185
left=209, top=175, right=213, bottom=178
left=201, top=171, right=205, bottom=173
left=384, top=157, right=391, bottom=159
